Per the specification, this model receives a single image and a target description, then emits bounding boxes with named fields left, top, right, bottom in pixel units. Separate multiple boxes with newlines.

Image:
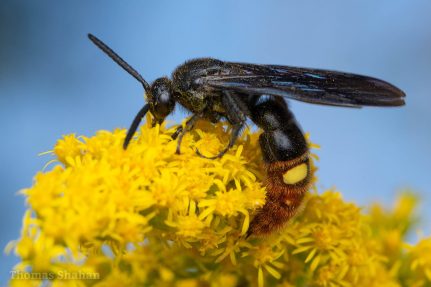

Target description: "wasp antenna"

left=88, top=33, right=151, bottom=93
left=123, top=104, right=150, bottom=149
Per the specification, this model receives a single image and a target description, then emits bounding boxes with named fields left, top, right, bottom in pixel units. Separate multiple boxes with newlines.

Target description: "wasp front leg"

left=196, top=91, right=246, bottom=160
left=173, top=114, right=200, bottom=154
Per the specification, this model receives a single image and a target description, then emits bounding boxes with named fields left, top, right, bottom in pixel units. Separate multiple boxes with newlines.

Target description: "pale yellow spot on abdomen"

left=283, top=163, right=308, bottom=185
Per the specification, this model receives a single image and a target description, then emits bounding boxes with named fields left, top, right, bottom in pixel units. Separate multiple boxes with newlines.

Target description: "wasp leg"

left=196, top=123, right=243, bottom=159
left=175, top=114, right=200, bottom=154
left=171, top=126, right=183, bottom=140
left=196, top=91, right=246, bottom=159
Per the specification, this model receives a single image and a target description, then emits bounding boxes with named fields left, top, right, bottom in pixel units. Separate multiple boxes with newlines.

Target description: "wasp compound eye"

left=150, top=77, right=175, bottom=121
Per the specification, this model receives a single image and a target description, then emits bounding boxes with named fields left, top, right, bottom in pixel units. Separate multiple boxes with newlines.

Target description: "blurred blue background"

left=1, top=0, right=430, bottom=283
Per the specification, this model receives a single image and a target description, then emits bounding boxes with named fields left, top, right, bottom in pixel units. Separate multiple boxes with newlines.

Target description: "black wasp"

left=88, top=34, right=405, bottom=236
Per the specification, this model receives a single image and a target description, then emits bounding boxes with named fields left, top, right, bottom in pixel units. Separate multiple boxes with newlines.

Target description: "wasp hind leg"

left=196, top=91, right=246, bottom=160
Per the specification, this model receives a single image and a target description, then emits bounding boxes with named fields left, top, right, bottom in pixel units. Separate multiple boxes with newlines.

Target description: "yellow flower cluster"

left=6, top=117, right=431, bottom=287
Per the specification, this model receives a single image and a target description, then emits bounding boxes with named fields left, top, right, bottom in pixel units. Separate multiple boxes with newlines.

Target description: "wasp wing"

left=202, top=62, right=405, bottom=107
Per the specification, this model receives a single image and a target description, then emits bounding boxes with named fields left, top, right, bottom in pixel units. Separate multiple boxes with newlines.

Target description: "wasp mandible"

left=88, top=34, right=405, bottom=237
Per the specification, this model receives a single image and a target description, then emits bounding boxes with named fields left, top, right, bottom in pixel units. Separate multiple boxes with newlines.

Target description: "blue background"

left=1, top=1, right=430, bottom=283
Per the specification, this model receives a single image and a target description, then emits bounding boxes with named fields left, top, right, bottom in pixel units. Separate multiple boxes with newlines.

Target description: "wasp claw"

left=195, top=148, right=227, bottom=160
left=195, top=148, right=208, bottom=159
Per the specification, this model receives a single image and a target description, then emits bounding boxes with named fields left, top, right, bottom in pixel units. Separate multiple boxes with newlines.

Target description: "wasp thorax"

left=149, top=77, right=175, bottom=122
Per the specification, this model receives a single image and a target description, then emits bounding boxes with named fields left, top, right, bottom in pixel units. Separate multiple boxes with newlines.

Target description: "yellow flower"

left=406, top=237, right=431, bottom=286
left=5, top=116, right=430, bottom=286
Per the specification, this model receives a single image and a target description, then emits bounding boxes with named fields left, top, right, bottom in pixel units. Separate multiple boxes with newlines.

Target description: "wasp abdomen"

left=247, top=95, right=311, bottom=236
left=247, top=154, right=311, bottom=236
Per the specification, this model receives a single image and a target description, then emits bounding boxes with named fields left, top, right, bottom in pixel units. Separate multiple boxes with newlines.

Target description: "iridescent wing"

left=201, top=62, right=405, bottom=107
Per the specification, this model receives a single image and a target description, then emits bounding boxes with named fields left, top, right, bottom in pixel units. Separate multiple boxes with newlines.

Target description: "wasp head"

left=147, top=77, right=175, bottom=125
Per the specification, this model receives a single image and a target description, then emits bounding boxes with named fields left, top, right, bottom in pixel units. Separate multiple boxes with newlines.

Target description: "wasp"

left=88, top=34, right=405, bottom=237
